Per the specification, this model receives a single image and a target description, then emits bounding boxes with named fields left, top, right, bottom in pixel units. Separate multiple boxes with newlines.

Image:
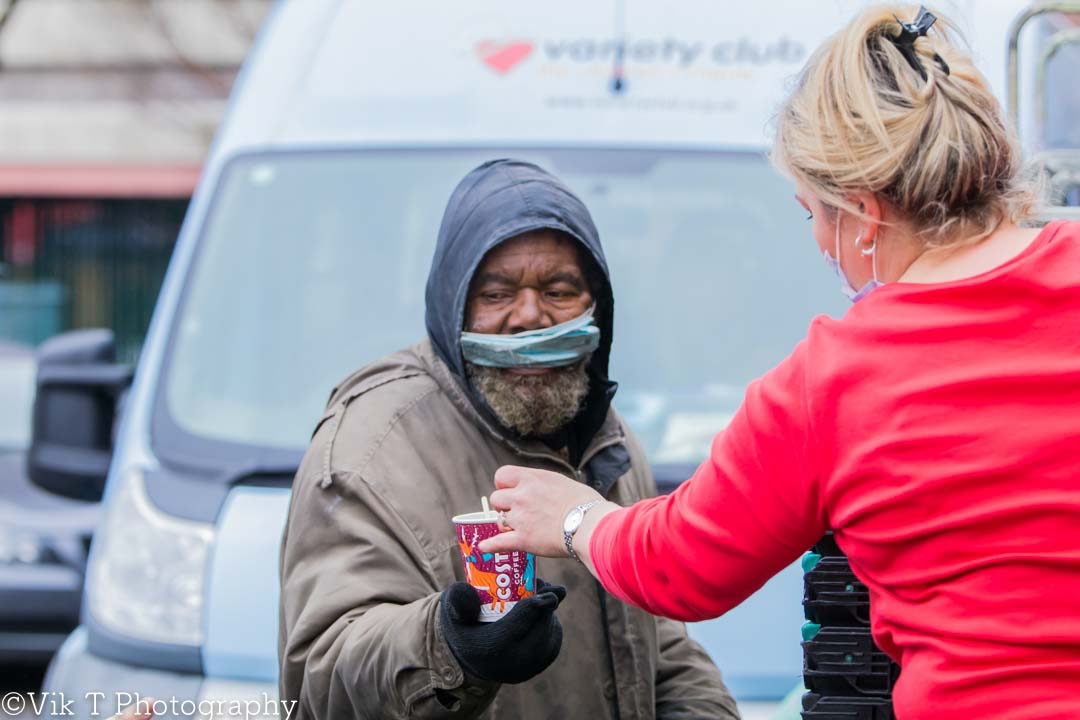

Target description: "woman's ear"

left=848, top=192, right=883, bottom=248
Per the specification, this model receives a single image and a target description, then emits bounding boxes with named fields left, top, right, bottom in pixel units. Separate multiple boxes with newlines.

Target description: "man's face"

left=464, top=230, right=596, bottom=437
left=465, top=231, right=594, bottom=345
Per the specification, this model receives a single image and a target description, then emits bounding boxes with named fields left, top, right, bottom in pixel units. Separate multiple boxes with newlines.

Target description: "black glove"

left=439, top=579, right=566, bottom=684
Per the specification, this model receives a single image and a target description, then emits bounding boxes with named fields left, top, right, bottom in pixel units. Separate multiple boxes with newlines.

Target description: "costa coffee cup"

left=452, top=511, right=536, bottom=622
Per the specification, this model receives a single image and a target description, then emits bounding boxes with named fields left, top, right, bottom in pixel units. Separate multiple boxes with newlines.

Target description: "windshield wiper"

left=216, top=461, right=300, bottom=487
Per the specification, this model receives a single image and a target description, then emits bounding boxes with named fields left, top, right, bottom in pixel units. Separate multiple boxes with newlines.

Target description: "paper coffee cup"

left=452, top=511, right=536, bottom=622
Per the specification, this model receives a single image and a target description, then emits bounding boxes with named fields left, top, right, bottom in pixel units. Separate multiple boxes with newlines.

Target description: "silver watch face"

left=563, top=507, right=584, bottom=534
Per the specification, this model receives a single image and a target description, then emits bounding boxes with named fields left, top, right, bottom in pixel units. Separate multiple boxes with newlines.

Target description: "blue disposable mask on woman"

left=461, top=305, right=601, bottom=368
left=824, top=211, right=881, bottom=303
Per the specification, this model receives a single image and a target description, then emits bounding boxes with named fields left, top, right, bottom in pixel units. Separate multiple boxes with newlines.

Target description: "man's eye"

left=482, top=292, right=510, bottom=302
left=806, top=213, right=813, bottom=221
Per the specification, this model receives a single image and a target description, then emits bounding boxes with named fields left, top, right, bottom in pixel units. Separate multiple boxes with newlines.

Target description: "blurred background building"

left=1034, top=8, right=1080, bottom=215
left=0, top=0, right=271, bottom=362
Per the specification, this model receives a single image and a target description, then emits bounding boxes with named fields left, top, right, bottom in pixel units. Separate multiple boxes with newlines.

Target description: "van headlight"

left=87, top=467, right=215, bottom=646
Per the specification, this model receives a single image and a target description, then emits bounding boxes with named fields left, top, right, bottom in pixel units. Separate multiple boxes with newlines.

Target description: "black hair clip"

left=890, top=5, right=950, bottom=81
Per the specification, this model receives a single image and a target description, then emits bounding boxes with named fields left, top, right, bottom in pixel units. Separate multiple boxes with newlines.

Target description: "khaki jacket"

left=278, top=340, right=740, bottom=720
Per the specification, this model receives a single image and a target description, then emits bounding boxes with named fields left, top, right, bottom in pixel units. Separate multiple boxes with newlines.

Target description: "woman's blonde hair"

left=772, top=4, right=1035, bottom=247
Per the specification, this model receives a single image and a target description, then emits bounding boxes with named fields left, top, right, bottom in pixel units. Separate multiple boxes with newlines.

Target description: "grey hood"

left=424, top=159, right=617, bottom=460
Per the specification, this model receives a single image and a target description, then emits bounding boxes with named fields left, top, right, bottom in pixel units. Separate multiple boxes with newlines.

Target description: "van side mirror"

left=28, top=329, right=134, bottom=502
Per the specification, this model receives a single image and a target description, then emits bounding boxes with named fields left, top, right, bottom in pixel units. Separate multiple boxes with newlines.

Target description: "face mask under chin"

left=825, top=210, right=883, bottom=303
left=466, top=358, right=591, bottom=438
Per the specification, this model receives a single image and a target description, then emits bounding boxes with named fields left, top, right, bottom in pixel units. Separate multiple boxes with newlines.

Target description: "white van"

left=33, top=1, right=1039, bottom=718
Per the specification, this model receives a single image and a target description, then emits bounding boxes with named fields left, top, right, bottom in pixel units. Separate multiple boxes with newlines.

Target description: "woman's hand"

left=110, top=696, right=155, bottom=720
left=478, top=466, right=611, bottom=559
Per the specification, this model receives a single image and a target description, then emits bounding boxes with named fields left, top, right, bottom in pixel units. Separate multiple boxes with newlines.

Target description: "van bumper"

left=43, top=627, right=202, bottom=720
left=0, top=562, right=81, bottom=664
left=43, top=628, right=284, bottom=720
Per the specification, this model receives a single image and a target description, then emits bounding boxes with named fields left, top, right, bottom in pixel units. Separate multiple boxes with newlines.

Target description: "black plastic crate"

left=803, top=554, right=871, bottom=627
left=802, top=533, right=898, bottom=717
left=812, top=532, right=844, bottom=557
left=802, top=625, right=899, bottom=696
left=801, top=692, right=894, bottom=720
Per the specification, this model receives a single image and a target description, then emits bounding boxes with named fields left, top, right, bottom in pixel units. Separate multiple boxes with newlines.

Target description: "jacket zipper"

left=506, top=439, right=626, bottom=719
left=596, top=581, right=622, bottom=720
left=574, top=461, right=624, bottom=720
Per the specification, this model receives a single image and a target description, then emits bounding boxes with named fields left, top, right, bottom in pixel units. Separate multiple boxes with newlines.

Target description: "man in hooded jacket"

left=278, top=159, right=740, bottom=720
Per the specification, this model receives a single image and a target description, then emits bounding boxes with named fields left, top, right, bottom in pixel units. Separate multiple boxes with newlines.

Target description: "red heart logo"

left=476, top=41, right=534, bottom=74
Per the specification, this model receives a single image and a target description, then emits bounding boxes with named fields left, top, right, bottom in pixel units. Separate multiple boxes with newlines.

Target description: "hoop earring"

left=855, top=232, right=876, bottom=256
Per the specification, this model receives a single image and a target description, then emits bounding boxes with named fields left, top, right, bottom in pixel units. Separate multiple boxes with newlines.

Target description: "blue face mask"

left=461, top=306, right=601, bottom=369
left=824, top=211, right=881, bottom=303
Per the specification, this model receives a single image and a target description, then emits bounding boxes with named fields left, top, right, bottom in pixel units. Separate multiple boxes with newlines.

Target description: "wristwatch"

left=563, top=500, right=603, bottom=562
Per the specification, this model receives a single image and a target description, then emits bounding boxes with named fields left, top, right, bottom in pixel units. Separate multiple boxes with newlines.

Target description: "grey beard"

left=466, top=359, right=591, bottom=437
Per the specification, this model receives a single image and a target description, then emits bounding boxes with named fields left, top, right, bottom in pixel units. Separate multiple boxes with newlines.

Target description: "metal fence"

left=0, top=198, right=186, bottom=363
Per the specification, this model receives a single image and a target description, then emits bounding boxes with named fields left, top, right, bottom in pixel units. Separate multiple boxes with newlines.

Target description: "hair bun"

left=772, top=4, right=1034, bottom=247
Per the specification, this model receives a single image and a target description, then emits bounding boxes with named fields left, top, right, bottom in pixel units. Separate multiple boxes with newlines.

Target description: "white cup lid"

left=452, top=511, right=500, bottom=524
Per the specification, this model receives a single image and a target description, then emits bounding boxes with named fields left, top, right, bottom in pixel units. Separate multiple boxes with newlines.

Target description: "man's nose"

left=506, top=290, right=551, bottom=333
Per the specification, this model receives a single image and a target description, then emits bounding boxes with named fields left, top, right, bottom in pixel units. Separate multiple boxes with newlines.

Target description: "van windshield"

left=157, top=149, right=844, bottom=467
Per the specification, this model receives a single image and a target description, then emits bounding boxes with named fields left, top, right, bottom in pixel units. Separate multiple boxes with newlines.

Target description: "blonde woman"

left=479, top=5, right=1080, bottom=718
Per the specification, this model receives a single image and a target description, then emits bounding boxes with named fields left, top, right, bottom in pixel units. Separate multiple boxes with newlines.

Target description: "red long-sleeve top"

left=592, top=220, right=1080, bottom=719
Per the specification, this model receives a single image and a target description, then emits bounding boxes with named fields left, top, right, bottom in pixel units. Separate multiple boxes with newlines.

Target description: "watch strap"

left=564, top=500, right=603, bottom=562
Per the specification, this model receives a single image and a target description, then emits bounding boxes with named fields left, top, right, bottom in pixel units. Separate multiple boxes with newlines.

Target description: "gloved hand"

left=439, top=579, right=566, bottom=684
